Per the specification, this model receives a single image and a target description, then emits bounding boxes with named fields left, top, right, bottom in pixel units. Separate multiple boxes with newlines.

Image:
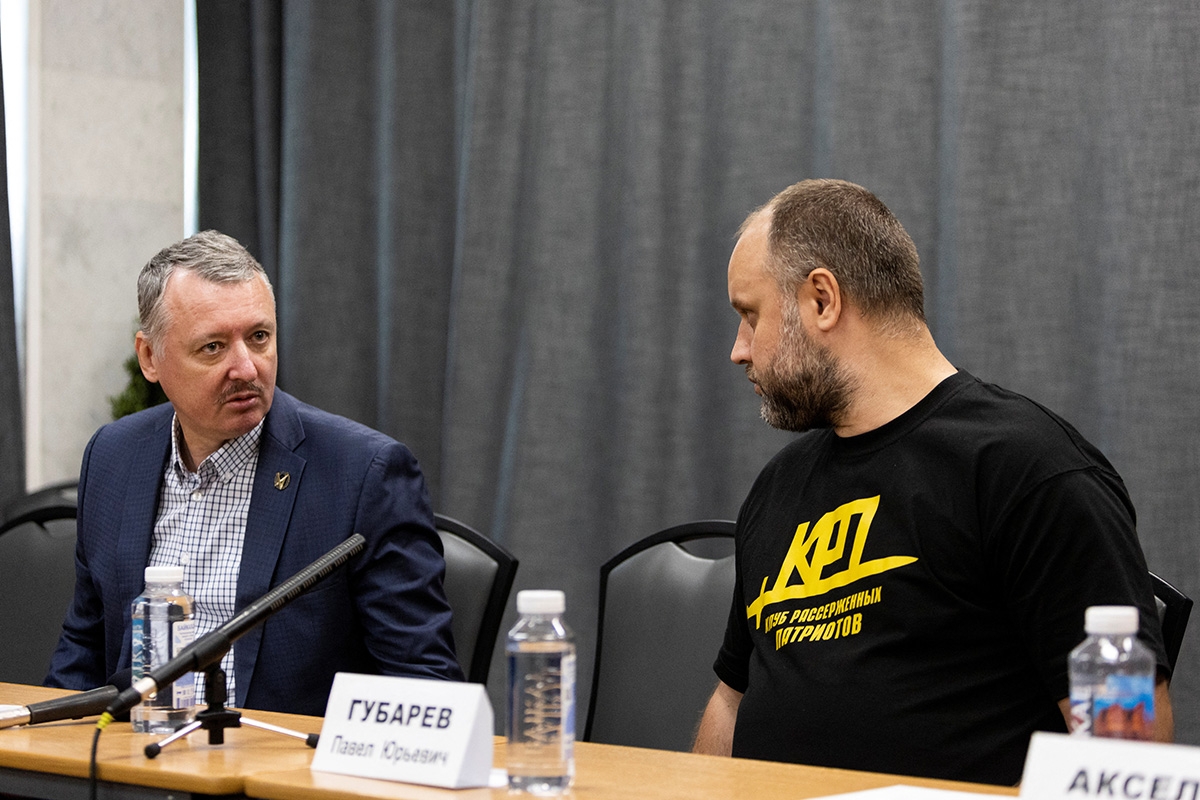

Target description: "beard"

left=748, top=304, right=853, bottom=432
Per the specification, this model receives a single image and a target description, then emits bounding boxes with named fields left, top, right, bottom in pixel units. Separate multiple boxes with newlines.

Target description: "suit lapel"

left=116, top=413, right=173, bottom=604
left=234, top=391, right=306, bottom=705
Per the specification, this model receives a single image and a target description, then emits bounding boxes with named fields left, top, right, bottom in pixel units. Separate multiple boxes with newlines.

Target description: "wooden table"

left=247, top=742, right=1019, bottom=800
left=0, top=681, right=321, bottom=799
left=0, top=683, right=1019, bottom=800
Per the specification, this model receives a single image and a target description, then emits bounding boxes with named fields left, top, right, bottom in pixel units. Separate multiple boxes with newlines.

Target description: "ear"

left=134, top=331, right=161, bottom=383
left=803, top=268, right=843, bottom=332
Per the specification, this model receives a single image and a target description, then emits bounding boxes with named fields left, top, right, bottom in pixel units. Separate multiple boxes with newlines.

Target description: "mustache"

left=219, top=381, right=264, bottom=403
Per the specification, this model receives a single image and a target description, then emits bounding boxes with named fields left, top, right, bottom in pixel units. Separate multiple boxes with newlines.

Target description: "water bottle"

left=506, top=589, right=576, bottom=795
left=1068, top=605, right=1156, bottom=739
left=131, top=565, right=196, bottom=733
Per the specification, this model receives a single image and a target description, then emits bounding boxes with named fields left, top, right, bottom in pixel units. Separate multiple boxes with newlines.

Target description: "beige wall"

left=26, top=0, right=185, bottom=488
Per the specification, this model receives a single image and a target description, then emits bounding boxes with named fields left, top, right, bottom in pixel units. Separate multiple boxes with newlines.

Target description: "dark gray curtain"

left=199, top=1, right=1200, bottom=744
left=0, top=17, right=23, bottom=508
left=199, top=0, right=456, bottom=488
left=197, top=1, right=281, bottom=287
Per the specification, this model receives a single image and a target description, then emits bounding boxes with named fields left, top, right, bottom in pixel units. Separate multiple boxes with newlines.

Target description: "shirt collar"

left=170, top=415, right=266, bottom=483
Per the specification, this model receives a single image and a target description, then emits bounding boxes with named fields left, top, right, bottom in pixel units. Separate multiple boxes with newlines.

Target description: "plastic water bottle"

left=1068, top=605, right=1156, bottom=739
left=506, top=590, right=576, bottom=795
left=131, top=565, right=196, bottom=733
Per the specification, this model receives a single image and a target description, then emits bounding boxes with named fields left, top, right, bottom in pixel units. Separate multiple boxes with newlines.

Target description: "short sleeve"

left=986, top=467, right=1169, bottom=699
left=714, top=564, right=752, bottom=693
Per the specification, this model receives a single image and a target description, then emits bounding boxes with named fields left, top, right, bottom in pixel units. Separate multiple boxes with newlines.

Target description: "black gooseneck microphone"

left=102, top=532, right=366, bottom=722
left=0, top=670, right=130, bottom=730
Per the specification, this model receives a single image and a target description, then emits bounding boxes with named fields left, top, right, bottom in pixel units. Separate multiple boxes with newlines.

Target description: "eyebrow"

left=191, top=318, right=276, bottom=342
left=729, top=294, right=753, bottom=313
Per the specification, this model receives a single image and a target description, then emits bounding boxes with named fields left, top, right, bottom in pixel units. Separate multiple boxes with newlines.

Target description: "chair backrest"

left=434, top=513, right=519, bottom=685
left=584, top=520, right=736, bottom=751
left=1149, top=571, right=1192, bottom=671
left=0, top=481, right=78, bottom=535
left=0, top=483, right=80, bottom=685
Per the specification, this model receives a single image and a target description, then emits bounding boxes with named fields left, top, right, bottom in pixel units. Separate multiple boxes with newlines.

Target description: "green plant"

left=109, top=353, right=169, bottom=420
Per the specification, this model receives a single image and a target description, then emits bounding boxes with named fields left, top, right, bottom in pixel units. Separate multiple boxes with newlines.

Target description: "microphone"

left=0, top=670, right=131, bottom=730
left=103, top=533, right=366, bottom=721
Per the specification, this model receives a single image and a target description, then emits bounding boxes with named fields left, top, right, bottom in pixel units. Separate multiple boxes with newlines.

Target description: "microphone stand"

left=145, top=664, right=318, bottom=758
left=94, top=532, right=366, bottom=765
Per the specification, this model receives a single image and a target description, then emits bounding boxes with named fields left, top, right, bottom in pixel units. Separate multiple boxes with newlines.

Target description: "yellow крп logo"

left=746, top=496, right=917, bottom=629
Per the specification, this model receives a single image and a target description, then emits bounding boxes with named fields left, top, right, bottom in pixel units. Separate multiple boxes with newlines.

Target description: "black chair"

left=434, top=513, right=519, bottom=685
left=584, top=520, right=736, bottom=751
left=1149, top=572, right=1192, bottom=672
left=0, top=480, right=78, bottom=535
left=0, top=482, right=80, bottom=684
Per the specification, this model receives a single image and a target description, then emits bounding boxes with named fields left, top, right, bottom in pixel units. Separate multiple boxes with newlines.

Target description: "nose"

left=730, top=319, right=751, bottom=365
left=227, top=340, right=259, bottom=381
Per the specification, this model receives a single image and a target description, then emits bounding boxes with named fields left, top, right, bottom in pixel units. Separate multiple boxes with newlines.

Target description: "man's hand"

left=1057, top=677, right=1174, bottom=742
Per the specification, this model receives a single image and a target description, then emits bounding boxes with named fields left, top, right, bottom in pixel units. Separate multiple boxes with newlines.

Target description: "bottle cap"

left=517, top=589, right=565, bottom=615
left=1084, top=605, right=1139, bottom=635
left=144, top=565, right=184, bottom=584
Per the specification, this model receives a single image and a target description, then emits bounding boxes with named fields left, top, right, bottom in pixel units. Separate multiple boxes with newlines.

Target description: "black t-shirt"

left=714, top=371, right=1167, bottom=785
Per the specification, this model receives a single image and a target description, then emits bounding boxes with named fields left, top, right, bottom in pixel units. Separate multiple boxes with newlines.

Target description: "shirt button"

left=191, top=489, right=203, bottom=501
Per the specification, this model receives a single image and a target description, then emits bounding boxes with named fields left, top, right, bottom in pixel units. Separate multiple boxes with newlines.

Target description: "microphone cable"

left=89, top=717, right=108, bottom=800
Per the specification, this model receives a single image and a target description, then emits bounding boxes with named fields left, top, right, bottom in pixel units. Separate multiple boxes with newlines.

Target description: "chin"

left=226, top=406, right=268, bottom=435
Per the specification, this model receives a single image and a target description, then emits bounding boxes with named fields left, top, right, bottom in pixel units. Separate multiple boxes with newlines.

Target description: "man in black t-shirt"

left=692, top=179, right=1174, bottom=784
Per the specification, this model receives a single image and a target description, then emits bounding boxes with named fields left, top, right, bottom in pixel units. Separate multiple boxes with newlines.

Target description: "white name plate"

left=311, top=673, right=494, bottom=789
left=1021, top=732, right=1200, bottom=800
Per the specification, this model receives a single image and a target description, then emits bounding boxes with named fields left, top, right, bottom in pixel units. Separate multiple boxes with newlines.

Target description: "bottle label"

left=171, top=619, right=196, bottom=709
left=561, top=651, right=576, bottom=765
left=131, top=615, right=146, bottom=680
left=1092, top=674, right=1154, bottom=740
left=1069, top=685, right=1091, bottom=736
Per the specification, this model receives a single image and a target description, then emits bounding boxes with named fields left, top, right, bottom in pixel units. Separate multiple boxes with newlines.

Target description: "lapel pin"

left=274, top=472, right=291, bottom=491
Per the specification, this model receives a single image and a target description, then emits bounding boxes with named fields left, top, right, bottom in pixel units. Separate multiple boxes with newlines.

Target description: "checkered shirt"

left=147, top=416, right=264, bottom=705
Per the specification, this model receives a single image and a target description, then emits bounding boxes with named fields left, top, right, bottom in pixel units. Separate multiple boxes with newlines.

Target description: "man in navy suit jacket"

left=46, top=231, right=462, bottom=715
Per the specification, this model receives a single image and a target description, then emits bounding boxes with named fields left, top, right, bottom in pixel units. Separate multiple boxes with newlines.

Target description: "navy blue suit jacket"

left=46, top=390, right=463, bottom=715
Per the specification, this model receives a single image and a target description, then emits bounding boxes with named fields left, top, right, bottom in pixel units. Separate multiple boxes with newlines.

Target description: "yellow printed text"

left=746, top=496, right=916, bottom=628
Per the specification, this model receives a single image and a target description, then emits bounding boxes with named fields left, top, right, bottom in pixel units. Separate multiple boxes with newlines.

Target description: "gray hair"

left=745, top=179, right=926, bottom=325
left=137, top=230, right=273, bottom=344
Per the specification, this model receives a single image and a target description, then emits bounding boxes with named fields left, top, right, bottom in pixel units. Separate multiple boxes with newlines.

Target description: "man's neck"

left=177, top=435, right=211, bottom=474
left=174, top=420, right=224, bottom=474
left=833, top=326, right=957, bottom=437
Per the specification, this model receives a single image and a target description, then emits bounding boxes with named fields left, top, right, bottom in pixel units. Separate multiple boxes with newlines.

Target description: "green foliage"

left=109, top=353, right=169, bottom=420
